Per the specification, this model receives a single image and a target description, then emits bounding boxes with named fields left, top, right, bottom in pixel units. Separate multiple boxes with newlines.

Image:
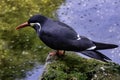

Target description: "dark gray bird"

left=16, top=14, right=118, bottom=62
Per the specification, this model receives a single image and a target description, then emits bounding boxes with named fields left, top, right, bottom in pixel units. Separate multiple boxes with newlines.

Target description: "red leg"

left=56, top=50, right=65, bottom=56
left=49, top=50, right=65, bottom=56
left=49, top=51, right=56, bottom=56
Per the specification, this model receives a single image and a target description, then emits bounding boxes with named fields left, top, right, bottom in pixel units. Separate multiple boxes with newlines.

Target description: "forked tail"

left=80, top=50, right=111, bottom=62
left=93, top=41, right=118, bottom=50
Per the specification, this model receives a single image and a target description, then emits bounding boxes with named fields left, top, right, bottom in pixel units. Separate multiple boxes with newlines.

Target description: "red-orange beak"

left=16, top=22, right=30, bottom=30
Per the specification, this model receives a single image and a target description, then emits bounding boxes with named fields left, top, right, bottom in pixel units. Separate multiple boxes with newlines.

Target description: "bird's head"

left=16, top=14, right=47, bottom=30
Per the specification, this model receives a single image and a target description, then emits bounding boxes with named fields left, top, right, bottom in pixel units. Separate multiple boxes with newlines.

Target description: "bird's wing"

left=43, top=20, right=78, bottom=40
left=41, top=20, right=95, bottom=51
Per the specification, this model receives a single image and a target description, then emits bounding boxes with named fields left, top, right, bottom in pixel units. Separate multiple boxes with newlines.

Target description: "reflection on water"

left=24, top=65, right=44, bottom=80
left=57, top=0, right=120, bottom=64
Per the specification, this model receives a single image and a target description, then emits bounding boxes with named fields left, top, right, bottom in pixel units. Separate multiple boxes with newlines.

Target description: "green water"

left=0, top=0, right=64, bottom=80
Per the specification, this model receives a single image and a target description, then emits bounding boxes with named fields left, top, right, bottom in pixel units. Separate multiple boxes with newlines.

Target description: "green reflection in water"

left=0, top=0, right=64, bottom=80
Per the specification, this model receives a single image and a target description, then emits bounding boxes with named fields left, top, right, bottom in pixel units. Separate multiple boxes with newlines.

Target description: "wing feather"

left=40, top=19, right=95, bottom=51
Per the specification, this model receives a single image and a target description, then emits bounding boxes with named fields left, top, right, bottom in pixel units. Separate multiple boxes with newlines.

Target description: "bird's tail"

left=80, top=50, right=111, bottom=62
left=93, top=41, right=118, bottom=50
